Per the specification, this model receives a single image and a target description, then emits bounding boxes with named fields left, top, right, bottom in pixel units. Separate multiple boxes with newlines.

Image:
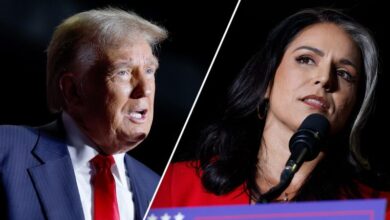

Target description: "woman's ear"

left=59, top=72, right=83, bottom=111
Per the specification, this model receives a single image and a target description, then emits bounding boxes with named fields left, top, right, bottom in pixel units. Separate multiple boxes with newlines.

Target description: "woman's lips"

left=301, top=95, right=329, bottom=111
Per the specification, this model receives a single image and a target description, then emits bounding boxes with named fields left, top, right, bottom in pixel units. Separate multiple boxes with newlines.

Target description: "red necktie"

left=91, top=154, right=120, bottom=220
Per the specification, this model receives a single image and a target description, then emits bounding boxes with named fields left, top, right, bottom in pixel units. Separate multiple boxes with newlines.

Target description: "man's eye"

left=117, top=70, right=129, bottom=76
left=146, top=68, right=156, bottom=75
left=296, top=56, right=315, bottom=65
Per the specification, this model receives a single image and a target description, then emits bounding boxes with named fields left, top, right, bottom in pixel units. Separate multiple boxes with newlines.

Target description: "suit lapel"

left=28, top=121, right=84, bottom=220
left=125, top=155, right=146, bottom=220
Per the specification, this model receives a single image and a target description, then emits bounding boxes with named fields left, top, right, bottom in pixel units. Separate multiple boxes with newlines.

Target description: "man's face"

left=75, top=39, right=158, bottom=154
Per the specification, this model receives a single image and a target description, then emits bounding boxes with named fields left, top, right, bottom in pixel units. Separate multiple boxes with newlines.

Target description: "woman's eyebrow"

left=339, top=59, right=358, bottom=70
left=294, top=46, right=324, bottom=56
left=294, top=45, right=358, bottom=69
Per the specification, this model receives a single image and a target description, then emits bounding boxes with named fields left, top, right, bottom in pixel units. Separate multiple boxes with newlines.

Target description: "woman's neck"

left=256, top=114, right=324, bottom=201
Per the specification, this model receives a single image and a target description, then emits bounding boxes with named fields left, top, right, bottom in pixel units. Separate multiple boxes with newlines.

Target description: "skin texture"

left=257, top=23, right=362, bottom=200
left=61, top=38, right=158, bottom=154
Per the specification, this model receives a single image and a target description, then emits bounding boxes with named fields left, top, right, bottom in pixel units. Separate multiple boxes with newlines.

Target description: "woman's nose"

left=314, top=65, right=338, bottom=92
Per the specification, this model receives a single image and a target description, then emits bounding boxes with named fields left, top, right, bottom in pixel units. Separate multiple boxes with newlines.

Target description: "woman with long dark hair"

left=152, top=8, right=390, bottom=214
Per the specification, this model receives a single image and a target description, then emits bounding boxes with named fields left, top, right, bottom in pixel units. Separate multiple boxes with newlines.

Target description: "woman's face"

left=267, top=23, right=362, bottom=135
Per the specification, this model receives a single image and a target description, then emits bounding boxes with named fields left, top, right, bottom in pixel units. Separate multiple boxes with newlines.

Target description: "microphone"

left=257, top=113, right=330, bottom=203
left=286, top=113, right=330, bottom=175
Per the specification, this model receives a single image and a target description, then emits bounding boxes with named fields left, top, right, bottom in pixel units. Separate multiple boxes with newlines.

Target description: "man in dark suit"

left=0, top=8, right=167, bottom=220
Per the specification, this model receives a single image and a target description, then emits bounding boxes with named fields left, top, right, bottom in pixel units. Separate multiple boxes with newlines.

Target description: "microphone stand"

left=256, top=114, right=329, bottom=203
left=257, top=148, right=308, bottom=203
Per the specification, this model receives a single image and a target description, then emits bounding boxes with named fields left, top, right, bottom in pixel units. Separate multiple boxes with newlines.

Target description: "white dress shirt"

left=62, top=112, right=134, bottom=220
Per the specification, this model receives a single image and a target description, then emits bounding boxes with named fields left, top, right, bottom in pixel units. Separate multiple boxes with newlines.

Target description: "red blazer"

left=152, top=161, right=390, bottom=219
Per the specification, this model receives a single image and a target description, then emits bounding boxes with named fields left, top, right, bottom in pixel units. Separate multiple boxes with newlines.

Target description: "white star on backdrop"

left=174, top=212, right=185, bottom=220
left=161, top=213, right=171, bottom=220
left=147, top=214, right=158, bottom=220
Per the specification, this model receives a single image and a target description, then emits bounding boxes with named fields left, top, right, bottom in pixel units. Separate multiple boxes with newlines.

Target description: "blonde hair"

left=46, top=8, right=167, bottom=112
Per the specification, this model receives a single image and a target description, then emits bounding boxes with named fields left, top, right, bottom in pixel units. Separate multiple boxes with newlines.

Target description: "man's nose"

left=314, top=64, right=338, bottom=92
left=130, top=70, right=153, bottom=99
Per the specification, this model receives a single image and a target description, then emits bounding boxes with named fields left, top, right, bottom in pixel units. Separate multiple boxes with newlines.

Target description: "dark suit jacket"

left=0, top=120, right=159, bottom=220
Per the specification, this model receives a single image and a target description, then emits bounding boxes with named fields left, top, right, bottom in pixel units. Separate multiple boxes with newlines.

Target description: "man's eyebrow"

left=111, top=57, right=159, bottom=69
left=112, top=61, right=131, bottom=68
left=107, top=61, right=129, bottom=73
left=294, top=46, right=325, bottom=57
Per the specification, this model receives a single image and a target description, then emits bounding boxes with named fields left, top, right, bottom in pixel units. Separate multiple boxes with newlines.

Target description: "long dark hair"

left=196, top=8, right=378, bottom=201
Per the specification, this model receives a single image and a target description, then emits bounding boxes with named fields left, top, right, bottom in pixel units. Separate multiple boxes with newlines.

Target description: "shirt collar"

left=62, top=112, right=128, bottom=185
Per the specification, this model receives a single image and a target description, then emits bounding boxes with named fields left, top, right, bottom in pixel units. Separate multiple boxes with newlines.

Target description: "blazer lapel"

left=28, top=121, right=84, bottom=220
left=125, top=155, right=147, bottom=220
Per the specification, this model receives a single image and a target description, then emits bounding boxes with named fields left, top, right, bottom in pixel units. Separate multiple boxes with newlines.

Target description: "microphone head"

left=289, top=114, right=330, bottom=161
left=299, top=113, right=330, bottom=137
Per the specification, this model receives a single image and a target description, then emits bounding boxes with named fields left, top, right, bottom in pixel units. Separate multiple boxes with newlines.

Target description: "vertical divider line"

left=144, top=1, right=243, bottom=218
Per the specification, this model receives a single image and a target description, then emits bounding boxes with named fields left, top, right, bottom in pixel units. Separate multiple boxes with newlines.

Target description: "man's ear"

left=59, top=73, right=83, bottom=110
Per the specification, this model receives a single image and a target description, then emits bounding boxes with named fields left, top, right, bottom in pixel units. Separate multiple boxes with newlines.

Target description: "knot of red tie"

left=91, top=154, right=115, bottom=171
left=91, top=154, right=120, bottom=220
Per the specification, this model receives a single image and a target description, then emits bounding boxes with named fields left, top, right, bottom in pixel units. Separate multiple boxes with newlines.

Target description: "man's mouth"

left=127, top=109, right=147, bottom=123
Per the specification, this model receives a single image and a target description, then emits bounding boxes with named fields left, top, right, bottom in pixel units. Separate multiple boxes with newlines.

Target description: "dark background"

left=173, top=0, right=390, bottom=187
left=0, top=0, right=239, bottom=174
left=1, top=0, right=389, bottom=184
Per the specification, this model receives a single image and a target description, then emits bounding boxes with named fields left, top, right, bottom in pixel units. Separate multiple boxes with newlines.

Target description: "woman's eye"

left=337, top=70, right=354, bottom=82
left=296, top=56, right=315, bottom=65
